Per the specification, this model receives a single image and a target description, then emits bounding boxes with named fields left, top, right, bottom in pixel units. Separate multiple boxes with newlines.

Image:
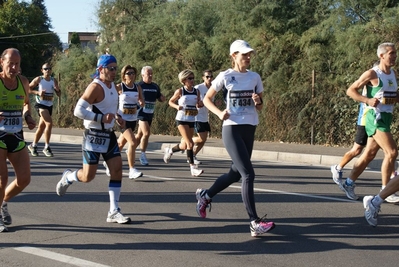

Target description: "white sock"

left=66, top=170, right=79, bottom=183
left=336, top=165, right=342, bottom=171
left=372, top=195, right=384, bottom=206
left=109, top=181, right=121, bottom=212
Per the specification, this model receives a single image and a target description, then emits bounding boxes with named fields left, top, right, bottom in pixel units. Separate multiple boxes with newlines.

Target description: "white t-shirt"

left=212, top=69, right=263, bottom=126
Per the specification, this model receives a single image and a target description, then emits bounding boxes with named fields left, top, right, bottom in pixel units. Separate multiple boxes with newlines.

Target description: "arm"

left=74, top=83, right=115, bottom=124
left=204, top=87, right=229, bottom=121
left=21, top=75, right=36, bottom=129
left=137, top=84, right=144, bottom=107
left=347, top=69, right=379, bottom=107
left=168, top=88, right=182, bottom=110
left=252, top=92, right=263, bottom=111
left=53, top=78, right=61, bottom=97
left=28, top=76, right=41, bottom=95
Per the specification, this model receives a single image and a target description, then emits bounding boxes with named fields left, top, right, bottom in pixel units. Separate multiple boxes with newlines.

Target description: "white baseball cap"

left=229, top=40, right=255, bottom=55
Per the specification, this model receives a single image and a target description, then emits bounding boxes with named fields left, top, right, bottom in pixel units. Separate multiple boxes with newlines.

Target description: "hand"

left=102, top=113, right=115, bottom=123
left=252, top=93, right=262, bottom=105
left=25, top=116, right=36, bottom=130
left=367, top=98, right=380, bottom=107
left=197, top=100, right=204, bottom=108
left=116, top=116, right=126, bottom=129
left=218, top=109, right=230, bottom=121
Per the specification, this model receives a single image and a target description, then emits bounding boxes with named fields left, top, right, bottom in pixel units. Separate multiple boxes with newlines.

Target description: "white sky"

left=44, top=0, right=99, bottom=43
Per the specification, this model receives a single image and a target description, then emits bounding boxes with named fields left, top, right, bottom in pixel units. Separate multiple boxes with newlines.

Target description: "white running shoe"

left=250, top=215, right=275, bottom=237
left=331, top=165, right=343, bottom=185
left=1, top=202, right=11, bottom=225
left=163, top=148, right=173, bottom=163
left=0, top=217, right=8, bottom=232
left=191, top=166, right=203, bottom=177
left=103, top=161, right=110, bottom=177
left=384, top=193, right=399, bottom=203
left=129, top=168, right=143, bottom=180
left=106, top=209, right=131, bottom=224
left=56, top=169, right=72, bottom=196
left=363, top=195, right=380, bottom=227
left=341, top=182, right=359, bottom=200
left=140, top=153, right=149, bottom=166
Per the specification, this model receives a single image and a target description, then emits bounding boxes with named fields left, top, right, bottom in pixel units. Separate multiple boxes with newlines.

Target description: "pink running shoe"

left=250, top=215, right=275, bottom=237
left=195, top=188, right=211, bottom=218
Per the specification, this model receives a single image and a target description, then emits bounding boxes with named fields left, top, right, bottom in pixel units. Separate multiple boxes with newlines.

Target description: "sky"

left=44, top=0, right=99, bottom=44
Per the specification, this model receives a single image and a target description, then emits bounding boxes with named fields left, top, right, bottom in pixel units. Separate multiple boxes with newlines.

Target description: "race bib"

left=123, top=103, right=137, bottom=115
left=228, top=89, right=254, bottom=115
left=143, top=101, right=155, bottom=113
left=0, top=110, right=23, bottom=133
left=381, top=92, right=397, bottom=105
left=42, top=92, right=54, bottom=101
left=184, top=105, right=198, bottom=116
left=84, top=129, right=111, bottom=153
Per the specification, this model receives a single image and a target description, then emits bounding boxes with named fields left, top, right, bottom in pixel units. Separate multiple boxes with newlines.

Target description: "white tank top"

left=118, top=82, right=139, bottom=122
left=83, top=78, right=118, bottom=130
left=35, top=77, right=56, bottom=107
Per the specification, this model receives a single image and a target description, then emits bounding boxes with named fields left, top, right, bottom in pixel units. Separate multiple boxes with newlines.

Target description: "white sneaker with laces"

left=106, top=209, right=131, bottom=224
left=163, top=148, right=173, bottom=163
left=129, top=168, right=143, bottom=180
left=103, top=161, right=110, bottom=176
left=191, top=166, right=203, bottom=177
left=140, top=153, right=149, bottom=166
left=384, top=193, right=399, bottom=203
left=363, top=195, right=380, bottom=227
left=331, top=165, right=343, bottom=185
left=56, top=169, right=72, bottom=196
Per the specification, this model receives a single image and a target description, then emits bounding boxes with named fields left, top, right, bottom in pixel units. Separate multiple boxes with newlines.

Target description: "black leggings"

left=207, top=124, right=258, bottom=221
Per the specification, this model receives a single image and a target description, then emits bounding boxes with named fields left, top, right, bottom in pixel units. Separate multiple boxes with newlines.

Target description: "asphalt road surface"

left=1, top=142, right=399, bottom=267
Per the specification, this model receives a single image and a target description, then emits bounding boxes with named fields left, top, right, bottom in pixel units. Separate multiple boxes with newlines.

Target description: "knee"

left=16, top=176, right=31, bottom=188
left=386, top=149, right=398, bottom=160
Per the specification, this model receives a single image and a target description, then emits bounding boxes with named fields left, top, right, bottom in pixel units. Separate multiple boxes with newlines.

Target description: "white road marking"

left=14, top=246, right=111, bottom=267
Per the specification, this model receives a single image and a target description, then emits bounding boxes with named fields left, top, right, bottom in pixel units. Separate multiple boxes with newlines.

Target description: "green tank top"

left=0, top=76, right=26, bottom=133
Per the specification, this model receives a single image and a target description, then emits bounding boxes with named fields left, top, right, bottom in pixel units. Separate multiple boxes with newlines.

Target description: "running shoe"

left=330, top=165, right=342, bottom=185
left=129, top=168, right=143, bottom=180
left=341, top=181, right=359, bottom=200
left=140, top=153, right=149, bottom=166
left=1, top=203, right=11, bottom=225
left=250, top=215, right=275, bottom=237
left=42, top=146, right=54, bottom=157
left=106, top=209, right=131, bottom=224
left=187, top=156, right=201, bottom=165
left=363, top=195, right=380, bottom=227
left=163, top=147, right=173, bottom=163
left=103, top=161, right=110, bottom=177
left=56, top=169, right=72, bottom=196
left=27, top=144, right=38, bottom=156
left=384, top=193, right=399, bottom=203
left=191, top=166, right=204, bottom=177
left=195, top=188, right=211, bottom=218
left=0, top=216, right=8, bottom=232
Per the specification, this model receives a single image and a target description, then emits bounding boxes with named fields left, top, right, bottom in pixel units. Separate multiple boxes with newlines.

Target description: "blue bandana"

left=91, top=54, right=117, bottom=78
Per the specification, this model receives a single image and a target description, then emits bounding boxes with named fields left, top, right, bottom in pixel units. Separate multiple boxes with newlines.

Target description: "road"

left=1, top=142, right=399, bottom=267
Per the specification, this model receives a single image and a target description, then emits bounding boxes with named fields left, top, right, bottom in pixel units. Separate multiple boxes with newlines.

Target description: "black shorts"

left=120, top=120, right=137, bottom=133
left=137, top=111, right=153, bottom=126
left=0, top=131, right=26, bottom=153
left=176, top=120, right=195, bottom=128
left=354, top=125, right=368, bottom=146
left=195, top=121, right=211, bottom=133
left=35, top=103, right=53, bottom=117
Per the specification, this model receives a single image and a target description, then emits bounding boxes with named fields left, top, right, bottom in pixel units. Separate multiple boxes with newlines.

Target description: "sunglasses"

left=105, top=66, right=117, bottom=71
left=43, top=68, right=52, bottom=71
left=205, top=75, right=213, bottom=79
left=125, top=71, right=135, bottom=76
left=187, top=77, right=195, bottom=81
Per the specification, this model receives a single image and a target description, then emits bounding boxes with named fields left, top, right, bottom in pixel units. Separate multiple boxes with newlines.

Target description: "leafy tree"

left=69, top=32, right=81, bottom=48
